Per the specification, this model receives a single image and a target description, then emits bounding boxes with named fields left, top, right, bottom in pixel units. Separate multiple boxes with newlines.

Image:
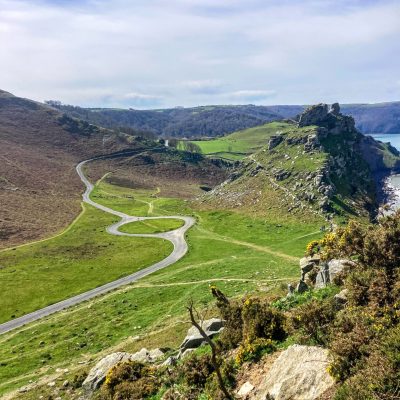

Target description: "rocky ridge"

left=206, top=103, right=400, bottom=219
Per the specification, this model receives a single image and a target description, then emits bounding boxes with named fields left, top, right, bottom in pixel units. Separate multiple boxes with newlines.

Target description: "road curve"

left=0, top=155, right=195, bottom=335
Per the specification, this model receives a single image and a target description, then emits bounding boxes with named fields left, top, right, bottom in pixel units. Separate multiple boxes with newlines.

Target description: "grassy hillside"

left=187, top=122, right=293, bottom=161
left=203, top=105, right=400, bottom=222
left=0, top=178, right=322, bottom=396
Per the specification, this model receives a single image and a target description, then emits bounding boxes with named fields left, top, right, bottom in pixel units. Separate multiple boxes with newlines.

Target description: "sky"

left=0, top=0, right=399, bottom=109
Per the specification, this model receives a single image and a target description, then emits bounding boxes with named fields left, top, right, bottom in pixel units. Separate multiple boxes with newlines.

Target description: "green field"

left=0, top=181, right=322, bottom=396
left=0, top=206, right=173, bottom=324
left=188, top=122, right=293, bottom=160
left=119, top=218, right=184, bottom=234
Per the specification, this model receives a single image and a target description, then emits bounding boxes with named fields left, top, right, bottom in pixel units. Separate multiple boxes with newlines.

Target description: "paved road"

left=0, top=155, right=195, bottom=335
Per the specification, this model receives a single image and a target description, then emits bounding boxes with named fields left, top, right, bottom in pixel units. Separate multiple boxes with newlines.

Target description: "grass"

left=0, top=181, right=322, bottom=396
left=186, top=122, right=293, bottom=161
left=0, top=205, right=172, bottom=324
left=119, top=218, right=184, bottom=234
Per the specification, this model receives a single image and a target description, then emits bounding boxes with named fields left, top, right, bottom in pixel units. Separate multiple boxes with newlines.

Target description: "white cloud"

left=0, top=0, right=399, bottom=107
left=229, top=90, right=276, bottom=101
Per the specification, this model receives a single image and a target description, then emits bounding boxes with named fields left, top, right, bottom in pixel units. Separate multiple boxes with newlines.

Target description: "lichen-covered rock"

left=255, top=345, right=334, bottom=400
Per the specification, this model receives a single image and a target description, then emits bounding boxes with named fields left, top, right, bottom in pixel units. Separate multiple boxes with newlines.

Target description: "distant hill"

left=341, top=102, right=400, bottom=134
left=48, top=101, right=400, bottom=138
left=0, top=90, right=155, bottom=248
left=46, top=102, right=284, bottom=138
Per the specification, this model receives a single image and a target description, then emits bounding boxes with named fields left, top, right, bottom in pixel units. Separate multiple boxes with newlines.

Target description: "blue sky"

left=0, top=0, right=399, bottom=108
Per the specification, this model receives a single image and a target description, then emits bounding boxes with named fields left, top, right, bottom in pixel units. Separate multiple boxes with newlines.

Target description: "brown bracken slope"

left=0, top=89, right=146, bottom=249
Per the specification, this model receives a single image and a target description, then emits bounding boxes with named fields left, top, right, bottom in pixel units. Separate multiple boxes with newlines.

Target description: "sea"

left=368, top=133, right=400, bottom=211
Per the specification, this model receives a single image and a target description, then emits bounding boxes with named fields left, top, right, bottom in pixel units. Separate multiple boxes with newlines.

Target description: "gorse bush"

left=97, top=361, right=159, bottom=400
left=241, top=297, right=286, bottom=343
left=288, top=297, right=337, bottom=346
left=303, top=212, right=400, bottom=398
left=211, top=288, right=287, bottom=352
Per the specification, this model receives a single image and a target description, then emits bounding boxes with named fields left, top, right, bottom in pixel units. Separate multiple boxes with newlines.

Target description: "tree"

left=186, top=300, right=233, bottom=400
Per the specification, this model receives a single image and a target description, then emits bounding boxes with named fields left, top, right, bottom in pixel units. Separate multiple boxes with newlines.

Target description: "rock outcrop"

left=255, top=345, right=334, bottom=400
left=315, top=259, right=356, bottom=288
left=292, top=257, right=355, bottom=294
left=298, top=103, right=355, bottom=134
left=179, top=318, right=224, bottom=355
left=82, top=348, right=165, bottom=392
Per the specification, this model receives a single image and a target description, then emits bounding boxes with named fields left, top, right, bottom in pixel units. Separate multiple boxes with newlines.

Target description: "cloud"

left=182, top=79, right=224, bottom=94
left=123, top=92, right=164, bottom=107
left=0, top=0, right=399, bottom=107
left=228, top=90, right=277, bottom=102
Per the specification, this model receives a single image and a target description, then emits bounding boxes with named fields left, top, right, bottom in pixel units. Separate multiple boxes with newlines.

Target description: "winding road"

left=0, top=155, right=195, bottom=335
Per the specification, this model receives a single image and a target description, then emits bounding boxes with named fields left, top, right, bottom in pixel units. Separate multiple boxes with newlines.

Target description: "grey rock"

left=256, top=345, right=334, bottom=400
left=268, top=135, right=283, bottom=150
left=329, top=102, right=340, bottom=115
left=296, top=280, right=309, bottom=293
left=315, top=259, right=355, bottom=288
left=334, top=289, right=348, bottom=306
left=299, top=256, right=320, bottom=280
left=315, top=262, right=330, bottom=288
left=304, top=134, right=320, bottom=152
left=82, top=348, right=166, bottom=392
left=274, top=169, right=291, bottom=181
left=179, top=318, right=224, bottom=354
left=162, top=356, right=178, bottom=366
left=238, top=381, right=255, bottom=397
left=287, top=283, right=295, bottom=297
left=298, top=104, right=329, bottom=128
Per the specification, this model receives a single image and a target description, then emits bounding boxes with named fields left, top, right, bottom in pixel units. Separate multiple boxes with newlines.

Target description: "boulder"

left=82, top=348, right=165, bottom=392
left=298, top=104, right=329, bottom=128
left=256, top=345, right=334, bottom=400
left=83, top=352, right=131, bottom=392
left=296, top=280, right=308, bottom=294
left=179, top=318, right=224, bottom=354
left=238, top=381, right=255, bottom=397
left=299, top=256, right=320, bottom=278
left=315, top=259, right=355, bottom=288
left=334, top=289, right=348, bottom=306
left=268, top=135, right=283, bottom=150
left=329, top=103, right=340, bottom=115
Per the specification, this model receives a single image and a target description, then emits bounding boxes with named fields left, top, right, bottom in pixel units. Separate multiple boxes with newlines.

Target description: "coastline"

left=380, top=174, right=400, bottom=214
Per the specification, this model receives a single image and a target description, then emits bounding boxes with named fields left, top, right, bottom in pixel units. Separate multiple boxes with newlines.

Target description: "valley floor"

left=0, top=177, right=322, bottom=396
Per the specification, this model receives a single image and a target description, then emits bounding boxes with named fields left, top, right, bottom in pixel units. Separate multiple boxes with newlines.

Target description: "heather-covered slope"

left=0, top=90, right=153, bottom=248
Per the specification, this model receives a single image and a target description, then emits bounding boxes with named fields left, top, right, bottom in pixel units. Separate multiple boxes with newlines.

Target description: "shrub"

left=180, top=353, right=214, bottom=388
left=235, top=338, right=276, bottom=364
left=204, top=360, right=237, bottom=400
left=241, top=297, right=286, bottom=343
left=334, top=325, right=400, bottom=399
left=328, top=308, right=376, bottom=381
left=217, top=300, right=243, bottom=349
left=100, top=360, right=159, bottom=400
left=288, top=297, right=337, bottom=346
